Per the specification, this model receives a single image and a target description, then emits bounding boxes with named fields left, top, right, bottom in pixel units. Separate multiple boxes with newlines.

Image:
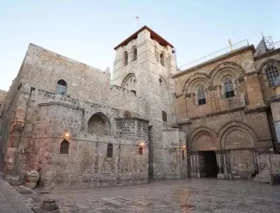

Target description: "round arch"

left=88, top=112, right=111, bottom=136
left=181, top=73, right=210, bottom=95
left=187, top=127, right=219, bottom=152
left=210, top=62, right=245, bottom=86
left=218, top=121, right=258, bottom=150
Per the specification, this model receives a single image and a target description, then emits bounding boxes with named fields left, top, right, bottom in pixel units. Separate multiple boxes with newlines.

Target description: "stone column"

left=223, top=151, right=228, bottom=179
left=196, top=153, right=200, bottom=178
left=190, top=154, right=194, bottom=178
left=216, top=151, right=221, bottom=173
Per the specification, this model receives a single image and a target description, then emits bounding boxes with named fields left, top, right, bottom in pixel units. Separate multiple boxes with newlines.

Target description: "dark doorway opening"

left=200, top=151, right=218, bottom=178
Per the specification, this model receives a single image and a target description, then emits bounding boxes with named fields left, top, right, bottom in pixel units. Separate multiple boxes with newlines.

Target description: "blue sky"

left=0, top=0, right=280, bottom=90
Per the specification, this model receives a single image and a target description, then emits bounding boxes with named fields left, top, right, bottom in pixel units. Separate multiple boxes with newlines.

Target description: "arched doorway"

left=188, top=128, right=219, bottom=178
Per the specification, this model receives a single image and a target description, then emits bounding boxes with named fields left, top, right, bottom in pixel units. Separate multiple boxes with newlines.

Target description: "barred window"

left=138, top=147, right=143, bottom=155
left=56, top=79, right=67, bottom=95
left=123, top=51, right=128, bottom=66
left=265, top=65, right=279, bottom=87
left=224, top=78, right=235, bottom=98
left=197, top=86, right=206, bottom=105
left=60, top=140, right=69, bottom=154
left=107, top=143, right=113, bottom=158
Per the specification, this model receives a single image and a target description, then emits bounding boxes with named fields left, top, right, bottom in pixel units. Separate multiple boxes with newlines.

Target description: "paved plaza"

left=0, top=174, right=33, bottom=213
left=16, top=178, right=280, bottom=213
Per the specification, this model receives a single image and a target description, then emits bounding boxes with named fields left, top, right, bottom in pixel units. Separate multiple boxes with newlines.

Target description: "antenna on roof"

left=261, top=31, right=264, bottom=39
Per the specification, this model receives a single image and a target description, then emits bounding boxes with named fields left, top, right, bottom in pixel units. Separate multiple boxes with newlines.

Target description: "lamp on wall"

left=182, top=145, right=186, bottom=150
left=63, top=130, right=71, bottom=139
left=139, top=141, right=146, bottom=147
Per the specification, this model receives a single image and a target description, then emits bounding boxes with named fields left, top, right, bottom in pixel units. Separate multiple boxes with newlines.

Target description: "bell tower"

left=111, top=26, right=186, bottom=179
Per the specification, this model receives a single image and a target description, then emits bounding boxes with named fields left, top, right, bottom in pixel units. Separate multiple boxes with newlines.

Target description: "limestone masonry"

left=0, top=26, right=280, bottom=188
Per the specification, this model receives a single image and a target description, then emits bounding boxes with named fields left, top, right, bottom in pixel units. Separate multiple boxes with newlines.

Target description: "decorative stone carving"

left=24, top=170, right=40, bottom=189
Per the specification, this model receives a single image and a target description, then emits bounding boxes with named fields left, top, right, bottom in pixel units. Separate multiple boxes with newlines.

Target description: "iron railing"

left=178, top=40, right=250, bottom=71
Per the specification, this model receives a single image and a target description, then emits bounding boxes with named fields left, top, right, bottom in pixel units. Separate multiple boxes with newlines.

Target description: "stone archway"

left=187, top=127, right=219, bottom=178
left=219, top=122, right=258, bottom=179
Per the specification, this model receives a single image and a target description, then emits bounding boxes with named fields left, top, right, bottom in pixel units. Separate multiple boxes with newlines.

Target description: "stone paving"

left=0, top=174, right=33, bottom=213
left=19, top=178, right=280, bottom=213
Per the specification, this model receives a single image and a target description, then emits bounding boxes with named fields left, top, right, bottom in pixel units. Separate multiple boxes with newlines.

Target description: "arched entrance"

left=188, top=128, right=219, bottom=178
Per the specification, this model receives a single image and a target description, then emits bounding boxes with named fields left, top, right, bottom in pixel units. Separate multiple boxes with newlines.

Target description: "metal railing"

left=274, top=41, right=280, bottom=50
left=178, top=40, right=250, bottom=71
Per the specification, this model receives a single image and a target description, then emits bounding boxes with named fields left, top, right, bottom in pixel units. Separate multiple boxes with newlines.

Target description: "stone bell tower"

left=111, top=26, right=187, bottom=179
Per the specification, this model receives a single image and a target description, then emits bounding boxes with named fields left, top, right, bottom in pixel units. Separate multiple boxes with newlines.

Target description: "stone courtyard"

left=11, top=179, right=278, bottom=213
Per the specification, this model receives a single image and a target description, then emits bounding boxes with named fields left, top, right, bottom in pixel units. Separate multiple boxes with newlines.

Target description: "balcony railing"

left=178, top=40, right=250, bottom=71
left=274, top=41, right=280, bottom=50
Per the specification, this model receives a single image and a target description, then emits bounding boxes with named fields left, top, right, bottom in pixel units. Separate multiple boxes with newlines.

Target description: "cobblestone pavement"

left=0, top=174, right=33, bottom=213
left=21, top=179, right=280, bottom=213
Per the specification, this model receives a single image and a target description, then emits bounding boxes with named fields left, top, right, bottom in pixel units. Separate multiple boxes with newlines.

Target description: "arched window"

left=138, top=147, right=143, bottom=155
left=197, top=86, right=206, bottom=105
left=56, top=79, right=67, bottom=95
left=132, top=46, right=137, bottom=61
left=123, top=51, right=128, bottom=66
left=265, top=65, right=280, bottom=87
left=155, top=46, right=159, bottom=62
left=107, top=143, right=113, bottom=158
left=162, top=111, right=167, bottom=122
left=223, top=78, right=235, bottom=98
left=60, top=140, right=69, bottom=154
left=88, top=113, right=111, bottom=136
left=160, top=53, right=165, bottom=67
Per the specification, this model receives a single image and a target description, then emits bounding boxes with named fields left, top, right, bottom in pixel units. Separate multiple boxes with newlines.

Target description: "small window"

left=123, top=51, right=128, bottom=66
left=197, top=86, right=206, bottom=105
left=138, top=147, right=143, bottom=155
left=223, top=78, right=235, bottom=98
left=107, top=143, right=113, bottom=158
left=162, top=111, right=167, bottom=122
left=60, top=140, right=69, bottom=154
left=182, top=150, right=185, bottom=160
left=56, top=79, right=67, bottom=95
left=160, top=53, right=165, bottom=67
left=265, top=65, right=279, bottom=87
left=132, top=46, right=137, bottom=61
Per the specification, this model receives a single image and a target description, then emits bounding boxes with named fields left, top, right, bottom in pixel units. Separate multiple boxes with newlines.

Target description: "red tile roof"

left=114, top=26, right=174, bottom=50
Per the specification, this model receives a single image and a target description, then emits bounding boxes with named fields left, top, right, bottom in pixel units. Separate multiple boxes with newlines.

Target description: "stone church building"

left=0, top=26, right=280, bottom=188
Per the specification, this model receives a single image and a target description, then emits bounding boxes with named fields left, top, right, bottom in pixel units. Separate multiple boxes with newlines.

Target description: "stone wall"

left=111, top=29, right=178, bottom=180
left=3, top=84, right=149, bottom=188
left=254, top=153, right=280, bottom=184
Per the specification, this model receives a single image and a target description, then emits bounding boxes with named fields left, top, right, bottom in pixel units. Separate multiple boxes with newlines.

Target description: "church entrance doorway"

left=199, top=151, right=218, bottom=178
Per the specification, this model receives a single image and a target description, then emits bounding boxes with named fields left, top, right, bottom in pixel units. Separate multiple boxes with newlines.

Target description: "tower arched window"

left=132, top=46, right=137, bottom=61
left=60, top=140, right=69, bottom=154
left=265, top=65, right=280, bottom=87
left=160, top=53, right=165, bottom=67
left=197, top=86, right=206, bottom=105
left=56, top=79, right=67, bottom=95
left=223, top=78, right=235, bottom=98
left=162, top=111, right=167, bottom=122
left=123, top=51, right=128, bottom=66
left=107, top=143, right=113, bottom=158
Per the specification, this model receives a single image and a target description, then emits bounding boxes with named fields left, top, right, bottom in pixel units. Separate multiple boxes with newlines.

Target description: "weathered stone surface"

left=0, top=25, right=280, bottom=188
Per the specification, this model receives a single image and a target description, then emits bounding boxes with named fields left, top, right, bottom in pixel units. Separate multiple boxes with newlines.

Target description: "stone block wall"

left=162, top=129, right=187, bottom=179
left=7, top=85, right=150, bottom=188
